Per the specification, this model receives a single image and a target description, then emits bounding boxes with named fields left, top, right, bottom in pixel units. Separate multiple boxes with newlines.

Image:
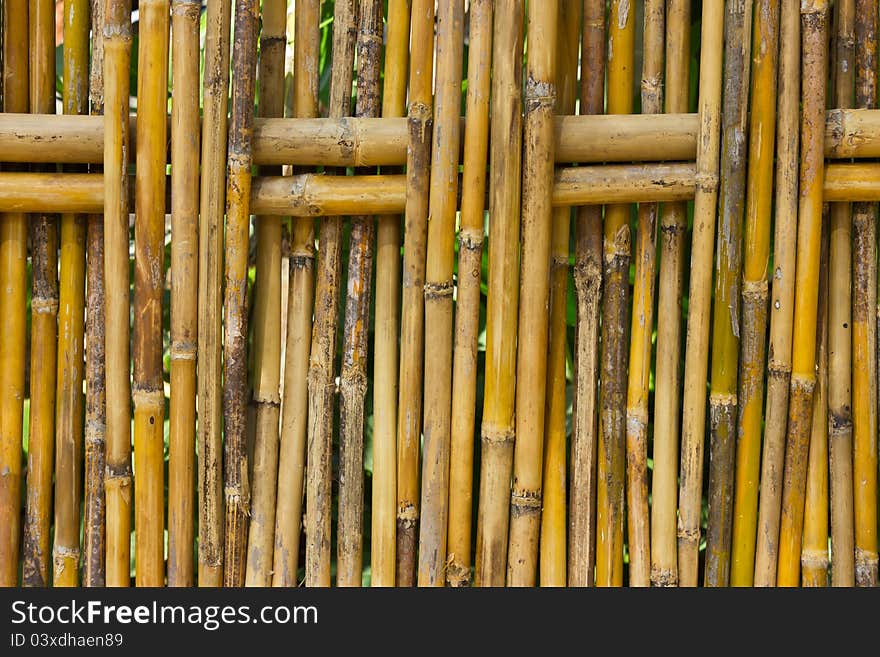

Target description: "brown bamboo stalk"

left=650, top=0, right=691, bottom=588
left=396, top=0, right=434, bottom=587
left=0, top=0, right=28, bottom=588
left=624, top=0, right=663, bottom=588
left=474, top=0, right=523, bottom=587
left=272, top=0, right=318, bottom=588
left=852, top=0, right=879, bottom=587
left=753, top=0, right=801, bottom=586
left=539, top=0, right=579, bottom=588
left=168, top=0, right=201, bottom=587
left=103, top=0, right=132, bottom=589
left=222, top=0, right=259, bottom=587
left=677, top=0, right=725, bottom=587
left=370, top=0, right=408, bottom=588
left=336, top=0, right=383, bottom=588
left=568, top=0, right=604, bottom=588
left=730, top=0, right=780, bottom=587
left=305, top=0, right=358, bottom=587
left=244, top=0, right=285, bottom=587
left=595, top=0, right=633, bottom=588
left=776, top=0, right=829, bottom=587
left=802, top=215, right=830, bottom=587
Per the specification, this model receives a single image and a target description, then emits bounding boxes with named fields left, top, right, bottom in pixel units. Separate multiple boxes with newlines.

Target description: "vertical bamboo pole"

left=272, top=0, right=318, bottom=588
left=730, top=0, right=780, bottom=587
left=306, top=0, right=358, bottom=587
left=337, top=0, right=383, bottom=587
left=677, top=0, right=725, bottom=587
left=222, top=0, right=259, bottom=587
left=802, top=217, right=830, bottom=587
left=245, top=0, right=285, bottom=587
left=103, top=0, right=132, bottom=588
left=197, top=0, right=232, bottom=588
left=396, top=0, right=434, bottom=587
left=82, top=0, right=106, bottom=587
left=418, top=0, right=465, bottom=588
left=852, top=0, right=879, bottom=588
left=568, top=0, right=604, bottom=588
left=168, top=0, right=201, bottom=587
left=506, top=0, right=557, bottom=587
left=624, top=0, right=663, bottom=588
left=704, top=0, right=753, bottom=588
left=776, top=0, right=829, bottom=587
left=595, top=0, right=633, bottom=588
left=539, top=0, right=580, bottom=588
left=474, top=0, right=523, bottom=587
left=371, top=0, right=408, bottom=588
left=754, top=0, right=800, bottom=587
left=650, top=0, right=691, bottom=588
left=0, top=0, right=28, bottom=588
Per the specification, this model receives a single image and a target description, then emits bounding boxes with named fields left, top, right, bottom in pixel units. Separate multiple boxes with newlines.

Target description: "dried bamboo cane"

left=396, top=0, right=434, bottom=587
left=730, top=0, right=780, bottom=587
left=624, top=0, right=663, bottom=588
left=305, top=0, right=358, bottom=587
left=197, top=0, right=232, bottom=588
left=244, top=0, right=285, bottom=587
left=704, top=0, right=753, bottom=588
left=272, top=0, right=318, bottom=588
left=51, top=0, right=90, bottom=588
left=103, top=0, right=132, bottom=588
left=447, top=0, right=492, bottom=588
left=506, top=0, right=557, bottom=587
left=539, top=0, right=579, bottom=588
left=568, top=0, right=604, bottom=588
left=370, top=0, right=408, bottom=588
left=0, top=0, right=28, bottom=588
left=776, top=0, right=829, bottom=587
left=168, top=0, right=201, bottom=587
left=337, top=0, right=383, bottom=587
left=222, top=0, right=259, bottom=587
left=677, top=0, right=725, bottom=587
left=650, top=0, right=691, bottom=588
left=753, top=0, right=800, bottom=587
left=852, top=0, right=879, bottom=587
left=802, top=216, right=830, bottom=587
left=595, top=0, right=633, bottom=588
left=474, top=0, right=523, bottom=587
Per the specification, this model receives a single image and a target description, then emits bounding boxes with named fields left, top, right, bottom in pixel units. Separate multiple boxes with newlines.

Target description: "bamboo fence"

left=0, top=0, right=878, bottom=587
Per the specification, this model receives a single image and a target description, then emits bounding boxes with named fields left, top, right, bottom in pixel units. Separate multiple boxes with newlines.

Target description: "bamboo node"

left=424, top=281, right=454, bottom=300
left=170, top=341, right=197, bottom=361
left=31, top=297, right=60, bottom=314
left=742, top=278, right=768, bottom=300
left=458, top=229, right=484, bottom=251
left=767, top=358, right=792, bottom=379
left=170, top=0, right=201, bottom=20
left=709, top=392, right=737, bottom=407
left=481, top=426, right=515, bottom=446
left=789, top=373, right=816, bottom=394
left=510, top=489, right=543, bottom=516
left=677, top=524, right=700, bottom=543
left=446, top=556, right=471, bottom=587
left=397, top=503, right=418, bottom=523
left=855, top=548, right=879, bottom=586
left=524, top=77, right=556, bottom=112
left=626, top=411, right=648, bottom=435
left=800, top=549, right=829, bottom=571
left=828, top=410, right=853, bottom=437
left=695, top=171, right=720, bottom=194
left=650, top=567, right=678, bottom=587
left=131, top=387, right=165, bottom=409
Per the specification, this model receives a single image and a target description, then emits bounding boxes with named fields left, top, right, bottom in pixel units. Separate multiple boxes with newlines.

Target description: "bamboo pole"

left=222, top=0, right=259, bottom=587
left=539, top=0, right=579, bottom=588
left=168, top=0, right=201, bottom=587
left=568, top=0, right=604, bottom=588
left=0, top=0, right=28, bottom=588
left=370, top=0, right=408, bottom=588
left=729, top=0, right=780, bottom=587
left=475, top=0, right=523, bottom=587
left=802, top=215, right=830, bottom=587
left=704, top=0, right=753, bottom=588
left=197, top=0, right=231, bottom=588
left=272, top=0, right=318, bottom=589
left=852, top=0, right=879, bottom=588
left=595, top=0, right=633, bottom=588
left=677, top=0, right=725, bottom=587
left=396, top=0, right=434, bottom=587
left=305, top=0, right=358, bottom=587
left=624, top=0, right=663, bottom=588
left=753, top=0, right=801, bottom=586
left=336, top=0, right=383, bottom=588
left=244, top=0, right=285, bottom=587
left=650, top=0, right=691, bottom=588
left=776, top=0, right=829, bottom=587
